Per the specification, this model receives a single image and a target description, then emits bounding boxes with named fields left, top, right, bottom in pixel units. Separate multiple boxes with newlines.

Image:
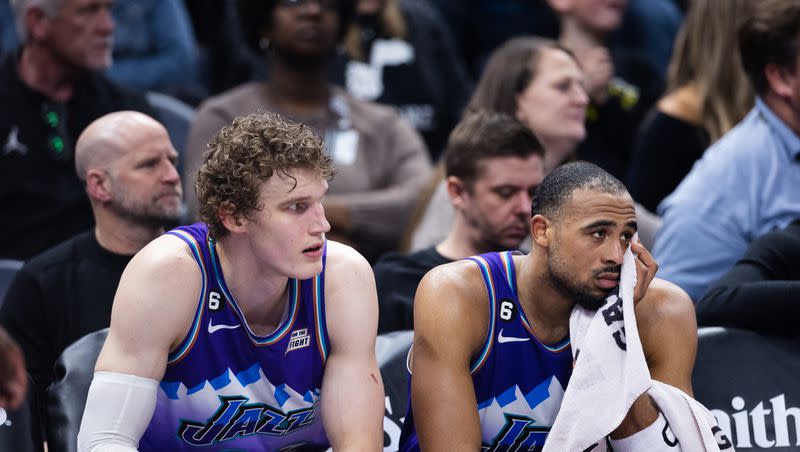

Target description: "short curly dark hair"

left=195, top=112, right=334, bottom=239
left=531, top=161, right=627, bottom=221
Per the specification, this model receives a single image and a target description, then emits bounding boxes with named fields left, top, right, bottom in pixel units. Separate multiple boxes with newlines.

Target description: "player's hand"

left=0, top=326, right=27, bottom=410
left=630, top=238, right=658, bottom=305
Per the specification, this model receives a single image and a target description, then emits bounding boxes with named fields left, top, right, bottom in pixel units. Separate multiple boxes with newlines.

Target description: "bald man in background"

left=0, top=111, right=182, bottom=417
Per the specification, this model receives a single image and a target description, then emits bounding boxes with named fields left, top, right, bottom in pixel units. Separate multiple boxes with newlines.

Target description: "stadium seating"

left=0, top=259, right=23, bottom=308
left=693, top=327, right=800, bottom=451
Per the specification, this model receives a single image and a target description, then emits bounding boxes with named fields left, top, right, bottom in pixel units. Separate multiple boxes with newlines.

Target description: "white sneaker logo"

left=497, top=329, right=530, bottom=344
left=208, top=319, right=240, bottom=334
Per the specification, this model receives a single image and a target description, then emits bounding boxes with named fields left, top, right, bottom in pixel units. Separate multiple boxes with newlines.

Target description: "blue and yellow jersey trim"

left=166, top=229, right=209, bottom=364
left=467, top=255, right=497, bottom=374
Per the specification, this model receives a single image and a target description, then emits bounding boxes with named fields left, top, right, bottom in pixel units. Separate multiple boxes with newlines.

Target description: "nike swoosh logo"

left=497, top=329, right=530, bottom=344
left=208, top=319, right=241, bottom=334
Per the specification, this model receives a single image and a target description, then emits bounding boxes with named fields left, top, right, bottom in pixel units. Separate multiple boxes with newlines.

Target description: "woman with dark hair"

left=185, top=0, right=431, bottom=262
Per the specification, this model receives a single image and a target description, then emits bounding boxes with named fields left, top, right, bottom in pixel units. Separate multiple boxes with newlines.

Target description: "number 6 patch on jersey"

left=208, top=291, right=223, bottom=311
left=499, top=298, right=518, bottom=321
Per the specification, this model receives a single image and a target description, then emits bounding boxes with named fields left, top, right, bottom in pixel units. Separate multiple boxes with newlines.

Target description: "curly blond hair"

left=195, top=112, right=334, bottom=239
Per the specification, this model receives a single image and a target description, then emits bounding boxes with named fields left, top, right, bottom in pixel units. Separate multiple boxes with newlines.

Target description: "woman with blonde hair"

left=626, top=0, right=755, bottom=213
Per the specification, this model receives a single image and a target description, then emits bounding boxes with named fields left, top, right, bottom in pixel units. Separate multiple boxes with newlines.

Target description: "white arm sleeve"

left=77, top=371, right=159, bottom=452
left=608, top=412, right=684, bottom=451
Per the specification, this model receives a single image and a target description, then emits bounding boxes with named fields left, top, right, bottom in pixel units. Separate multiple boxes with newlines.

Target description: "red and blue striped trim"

left=313, top=273, right=329, bottom=362
left=166, top=230, right=208, bottom=364
left=466, top=255, right=497, bottom=374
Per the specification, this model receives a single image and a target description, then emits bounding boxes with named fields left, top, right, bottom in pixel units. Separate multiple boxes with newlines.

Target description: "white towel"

left=648, top=381, right=734, bottom=451
left=544, top=242, right=733, bottom=451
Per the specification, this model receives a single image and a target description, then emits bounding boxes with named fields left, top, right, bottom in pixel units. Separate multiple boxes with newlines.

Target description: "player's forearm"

left=610, top=393, right=660, bottom=439
left=325, top=390, right=384, bottom=449
left=321, top=359, right=384, bottom=450
left=327, top=438, right=383, bottom=452
left=608, top=394, right=685, bottom=451
left=77, top=372, right=158, bottom=452
left=413, top=386, right=482, bottom=450
left=419, top=429, right=481, bottom=452
left=324, top=407, right=384, bottom=450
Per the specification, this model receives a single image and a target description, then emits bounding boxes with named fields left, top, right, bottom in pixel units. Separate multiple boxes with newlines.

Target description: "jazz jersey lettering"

left=139, top=223, right=331, bottom=451
left=399, top=251, right=573, bottom=451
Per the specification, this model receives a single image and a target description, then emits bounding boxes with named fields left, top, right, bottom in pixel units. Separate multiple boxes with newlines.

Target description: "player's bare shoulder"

left=635, top=277, right=697, bottom=373
left=322, top=240, right=377, bottom=312
left=416, top=258, right=487, bottom=313
left=323, top=240, right=375, bottom=297
left=635, top=277, right=696, bottom=330
left=321, top=240, right=379, bottom=351
left=131, top=232, right=198, bottom=269
left=636, top=279, right=697, bottom=392
left=113, top=233, right=202, bottom=322
left=324, top=239, right=371, bottom=276
left=413, top=258, right=490, bottom=354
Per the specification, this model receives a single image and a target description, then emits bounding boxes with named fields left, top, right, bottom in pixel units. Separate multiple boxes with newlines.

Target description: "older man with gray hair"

left=0, top=0, right=154, bottom=260
left=0, top=110, right=181, bottom=439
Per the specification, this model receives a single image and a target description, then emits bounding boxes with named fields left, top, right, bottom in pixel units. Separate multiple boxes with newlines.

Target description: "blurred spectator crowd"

left=0, top=2, right=799, bottom=439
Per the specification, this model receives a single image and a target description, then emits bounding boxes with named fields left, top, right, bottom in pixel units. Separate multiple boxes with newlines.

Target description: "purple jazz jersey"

left=399, top=251, right=574, bottom=451
left=139, top=223, right=331, bottom=451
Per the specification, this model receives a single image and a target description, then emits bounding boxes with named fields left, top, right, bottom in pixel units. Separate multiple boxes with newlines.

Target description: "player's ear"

left=530, top=214, right=552, bottom=248
left=218, top=201, right=247, bottom=234
left=446, top=175, right=470, bottom=210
